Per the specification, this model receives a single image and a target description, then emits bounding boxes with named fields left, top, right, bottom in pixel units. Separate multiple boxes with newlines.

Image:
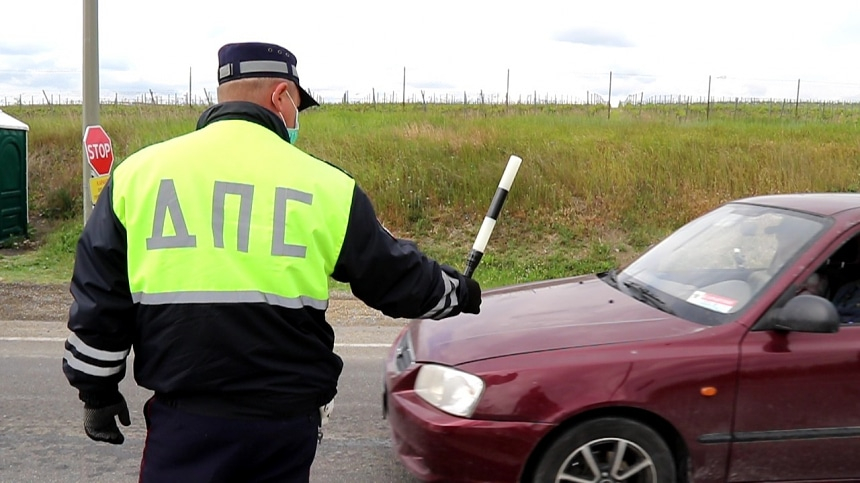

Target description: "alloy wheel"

left=553, top=437, right=657, bottom=483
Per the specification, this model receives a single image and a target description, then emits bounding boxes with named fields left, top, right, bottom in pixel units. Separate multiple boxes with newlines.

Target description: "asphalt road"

left=0, top=330, right=420, bottom=483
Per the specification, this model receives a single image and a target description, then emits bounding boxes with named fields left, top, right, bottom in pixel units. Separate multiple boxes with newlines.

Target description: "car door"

left=732, top=327, right=860, bottom=481
left=730, top=234, right=860, bottom=482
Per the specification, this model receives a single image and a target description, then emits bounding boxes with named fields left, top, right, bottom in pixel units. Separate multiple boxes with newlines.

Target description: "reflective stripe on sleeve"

left=419, top=272, right=460, bottom=320
left=66, top=333, right=130, bottom=362
left=63, top=350, right=126, bottom=377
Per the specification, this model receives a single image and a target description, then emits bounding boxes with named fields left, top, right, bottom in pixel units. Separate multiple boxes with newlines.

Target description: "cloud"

left=827, top=18, right=860, bottom=45
left=0, top=70, right=79, bottom=101
left=100, top=77, right=189, bottom=96
left=26, top=72, right=77, bottom=90
left=742, top=83, right=769, bottom=99
left=4, top=0, right=860, bottom=104
left=552, top=28, right=635, bottom=48
left=409, top=80, right=456, bottom=90
left=0, top=58, right=65, bottom=73
left=100, top=57, right=132, bottom=72
left=0, top=43, right=49, bottom=56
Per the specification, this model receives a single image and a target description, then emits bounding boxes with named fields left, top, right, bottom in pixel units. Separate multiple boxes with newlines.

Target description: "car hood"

left=410, top=274, right=705, bottom=366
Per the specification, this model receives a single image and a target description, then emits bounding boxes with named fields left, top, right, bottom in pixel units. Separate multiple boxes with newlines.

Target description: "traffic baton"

left=464, top=155, right=523, bottom=278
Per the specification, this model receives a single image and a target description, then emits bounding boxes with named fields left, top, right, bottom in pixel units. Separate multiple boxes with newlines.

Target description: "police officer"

left=62, top=41, right=481, bottom=483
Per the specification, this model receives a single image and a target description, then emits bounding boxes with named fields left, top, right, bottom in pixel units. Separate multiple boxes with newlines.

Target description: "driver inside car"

left=747, top=221, right=824, bottom=294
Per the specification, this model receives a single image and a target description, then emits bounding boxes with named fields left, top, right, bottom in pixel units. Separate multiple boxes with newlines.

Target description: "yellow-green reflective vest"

left=111, top=120, right=354, bottom=309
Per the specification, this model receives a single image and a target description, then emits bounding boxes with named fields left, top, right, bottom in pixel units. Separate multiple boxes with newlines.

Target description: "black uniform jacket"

left=63, top=102, right=474, bottom=419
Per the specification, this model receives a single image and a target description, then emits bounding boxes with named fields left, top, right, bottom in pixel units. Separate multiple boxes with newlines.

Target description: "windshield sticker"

left=686, top=291, right=737, bottom=313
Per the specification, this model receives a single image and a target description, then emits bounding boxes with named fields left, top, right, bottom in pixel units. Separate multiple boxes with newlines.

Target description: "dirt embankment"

left=0, top=282, right=392, bottom=326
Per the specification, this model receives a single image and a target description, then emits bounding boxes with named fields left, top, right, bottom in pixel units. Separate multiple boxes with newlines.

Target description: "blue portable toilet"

left=0, top=110, right=29, bottom=242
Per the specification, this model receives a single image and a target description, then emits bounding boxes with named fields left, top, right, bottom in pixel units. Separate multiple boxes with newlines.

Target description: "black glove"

left=82, top=394, right=131, bottom=445
left=462, top=277, right=482, bottom=314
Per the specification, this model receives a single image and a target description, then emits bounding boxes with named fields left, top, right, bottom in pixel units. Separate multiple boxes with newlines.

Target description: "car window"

left=616, top=203, right=829, bottom=326
left=806, top=236, right=860, bottom=325
left=655, top=212, right=813, bottom=273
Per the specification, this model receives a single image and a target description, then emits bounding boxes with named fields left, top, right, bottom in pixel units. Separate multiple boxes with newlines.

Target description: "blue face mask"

left=287, top=123, right=299, bottom=144
left=273, top=91, right=300, bottom=144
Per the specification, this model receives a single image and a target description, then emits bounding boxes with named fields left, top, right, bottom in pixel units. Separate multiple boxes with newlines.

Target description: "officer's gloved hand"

left=463, top=277, right=482, bottom=314
left=82, top=393, right=131, bottom=445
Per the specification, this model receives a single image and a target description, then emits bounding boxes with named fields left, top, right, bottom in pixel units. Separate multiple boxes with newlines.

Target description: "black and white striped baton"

left=464, top=155, right=523, bottom=278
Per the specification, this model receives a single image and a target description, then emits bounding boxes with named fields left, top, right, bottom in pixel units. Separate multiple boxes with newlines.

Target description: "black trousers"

left=139, top=397, right=319, bottom=483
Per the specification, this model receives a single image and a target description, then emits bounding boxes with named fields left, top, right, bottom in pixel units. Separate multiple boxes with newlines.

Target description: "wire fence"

left=4, top=90, right=859, bottom=109
left=0, top=90, right=215, bottom=107
left=3, top=71, right=859, bottom=123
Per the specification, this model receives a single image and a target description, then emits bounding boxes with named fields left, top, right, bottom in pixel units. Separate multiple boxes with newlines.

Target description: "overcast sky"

left=2, top=0, right=860, bottom=105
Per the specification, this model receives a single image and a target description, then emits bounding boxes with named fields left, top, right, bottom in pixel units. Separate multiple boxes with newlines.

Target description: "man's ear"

left=270, top=81, right=288, bottom=108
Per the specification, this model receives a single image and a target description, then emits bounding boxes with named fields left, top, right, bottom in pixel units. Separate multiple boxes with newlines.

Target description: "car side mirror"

left=766, top=294, right=840, bottom=333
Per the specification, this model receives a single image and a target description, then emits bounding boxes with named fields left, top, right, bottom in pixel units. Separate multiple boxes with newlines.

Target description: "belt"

left=155, top=393, right=319, bottom=421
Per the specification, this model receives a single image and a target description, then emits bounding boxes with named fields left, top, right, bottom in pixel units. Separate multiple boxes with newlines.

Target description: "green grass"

left=0, top=219, right=78, bottom=283
left=1, top=102, right=859, bottom=288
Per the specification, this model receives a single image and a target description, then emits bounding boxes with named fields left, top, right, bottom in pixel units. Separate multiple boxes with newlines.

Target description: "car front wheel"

left=531, top=417, right=676, bottom=483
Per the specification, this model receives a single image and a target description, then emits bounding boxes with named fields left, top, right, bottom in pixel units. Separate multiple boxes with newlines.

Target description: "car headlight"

left=414, top=364, right=484, bottom=418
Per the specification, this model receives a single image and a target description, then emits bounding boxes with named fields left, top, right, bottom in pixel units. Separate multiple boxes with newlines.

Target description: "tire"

left=530, top=417, right=676, bottom=483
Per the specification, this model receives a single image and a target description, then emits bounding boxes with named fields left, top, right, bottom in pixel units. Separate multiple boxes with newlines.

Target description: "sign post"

left=83, top=0, right=100, bottom=225
left=83, top=125, right=113, bottom=207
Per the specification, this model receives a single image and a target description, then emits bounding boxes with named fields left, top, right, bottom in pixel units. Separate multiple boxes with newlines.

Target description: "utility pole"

left=505, top=69, right=510, bottom=106
left=607, top=71, right=613, bottom=119
left=82, top=0, right=100, bottom=225
left=706, top=75, right=712, bottom=121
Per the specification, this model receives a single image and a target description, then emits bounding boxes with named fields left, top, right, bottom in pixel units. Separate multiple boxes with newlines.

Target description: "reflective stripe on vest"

left=111, top=120, right=354, bottom=307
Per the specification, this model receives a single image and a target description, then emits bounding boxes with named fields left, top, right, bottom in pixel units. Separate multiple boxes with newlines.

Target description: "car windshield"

left=608, top=203, right=829, bottom=326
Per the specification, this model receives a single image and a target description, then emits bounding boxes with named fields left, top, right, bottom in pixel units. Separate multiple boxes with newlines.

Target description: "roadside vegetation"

left=1, top=102, right=858, bottom=288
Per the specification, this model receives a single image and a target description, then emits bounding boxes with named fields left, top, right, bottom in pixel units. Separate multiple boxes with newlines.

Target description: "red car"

left=383, top=194, right=860, bottom=482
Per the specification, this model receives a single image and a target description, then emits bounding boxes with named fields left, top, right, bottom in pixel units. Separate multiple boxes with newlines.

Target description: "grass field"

left=1, top=102, right=859, bottom=288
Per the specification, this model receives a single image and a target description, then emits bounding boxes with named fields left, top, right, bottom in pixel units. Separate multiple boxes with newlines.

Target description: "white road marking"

left=1, top=337, right=65, bottom=342
left=0, top=336, right=389, bottom=347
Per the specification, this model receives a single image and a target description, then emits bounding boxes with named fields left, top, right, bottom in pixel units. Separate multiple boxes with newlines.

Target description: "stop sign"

left=84, top=125, right=114, bottom=176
